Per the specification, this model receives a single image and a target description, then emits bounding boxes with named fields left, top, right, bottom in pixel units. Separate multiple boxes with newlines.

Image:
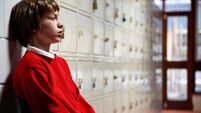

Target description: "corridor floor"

left=161, top=110, right=201, bottom=113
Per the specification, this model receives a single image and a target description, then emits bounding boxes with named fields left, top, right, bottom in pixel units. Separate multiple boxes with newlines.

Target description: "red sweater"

left=13, top=51, right=95, bottom=113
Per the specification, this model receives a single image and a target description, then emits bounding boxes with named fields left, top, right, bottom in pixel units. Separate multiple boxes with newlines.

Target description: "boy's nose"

left=58, top=22, right=64, bottom=29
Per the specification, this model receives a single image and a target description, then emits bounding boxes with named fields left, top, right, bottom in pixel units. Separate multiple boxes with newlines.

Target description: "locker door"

left=0, top=0, right=4, bottom=37
left=93, top=0, right=104, bottom=18
left=122, top=1, right=129, bottom=29
left=121, top=32, right=130, bottom=58
left=91, top=63, right=104, bottom=96
left=77, top=14, right=92, bottom=54
left=93, top=20, right=104, bottom=55
left=113, top=68, right=122, bottom=91
left=103, top=96, right=113, bottom=113
left=104, top=24, right=114, bottom=56
left=0, top=39, right=10, bottom=83
left=103, top=65, right=114, bottom=94
left=113, top=94, right=122, bottom=113
left=122, top=93, right=129, bottom=113
left=67, top=61, right=77, bottom=83
left=77, top=62, right=92, bottom=99
left=114, top=28, right=122, bottom=57
left=114, top=0, right=122, bottom=26
left=4, top=0, right=20, bottom=38
left=105, top=0, right=114, bottom=23
left=59, top=8, right=76, bottom=53
left=91, top=99, right=103, bottom=113
left=78, top=0, right=92, bottom=13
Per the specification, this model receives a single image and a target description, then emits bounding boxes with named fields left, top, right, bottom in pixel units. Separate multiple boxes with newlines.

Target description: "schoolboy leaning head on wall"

left=8, top=0, right=62, bottom=48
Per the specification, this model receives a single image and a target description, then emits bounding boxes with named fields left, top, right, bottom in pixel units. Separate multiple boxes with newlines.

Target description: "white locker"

left=122, top=1, right=129, bottom=29
left=91, top=99, right=103, bottom=113
left=0, top=38, right=11, bottom=83
left=113, top=94, right=122, bottom=113
left=4, top=0, right=19, bottom=38
left=77, top=62, right=92, bottom=99
left=114, top=28, right=122, bottom=57
left=77, top=14, right=92, bottom=54
left=103, top=65, right=114, bottom=94
left=104, top=24, right=114, bottom=56
left=91, top=63, right=104, bottom=96
left=121, top=32, right=130, bottom=58
left=60, top=0, right=77, bottom=7
left=113, top=68, right=122, bottom=91
left=78, top=0, right=93, bottom=13
left=93, top=19, right=104, bottom=55
left=67, top=61, right=77, bottom=83
left=59, top=8, right=77, bottom=53
left=114, top=0, right=122, bottom=26
left=93, top=0, right=104, bottom=18
left=103, top=96, right=113, bottom=113
left=122, top=93, right=129, bottom=113
left=122, top=68, right=129, bottom=90
left=105, top=0, right=114, bottom=23
left=0, top=0, right=4, bottom=37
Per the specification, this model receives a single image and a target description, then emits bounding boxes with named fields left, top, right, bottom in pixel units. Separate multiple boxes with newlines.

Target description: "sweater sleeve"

left=18, top=67, right=70, bottom=113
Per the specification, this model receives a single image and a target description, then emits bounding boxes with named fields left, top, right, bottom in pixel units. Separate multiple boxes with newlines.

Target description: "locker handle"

left=129, top=45, right=133, bottom=52
left=104, top=77, right=108, bottom=86
left=105, top=1, right=110, bottom=7
left=78, top=31, right=84, bottom=37
left=104, top=37, right=109, bottom=43
left=77, top=78, right=83, bottom=89
left=94, top=34, right=98, bottom=39
left=113, top=40, right=117, bottom=49
left=113, top=75, right=117, bottom=80
left=93, top=0, right=98, bottom=11
left=114, top=8, right=119, bottom=19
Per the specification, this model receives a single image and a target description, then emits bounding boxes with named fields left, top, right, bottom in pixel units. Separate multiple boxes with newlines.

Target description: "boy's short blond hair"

left=8, top=0, right=59, bottom=47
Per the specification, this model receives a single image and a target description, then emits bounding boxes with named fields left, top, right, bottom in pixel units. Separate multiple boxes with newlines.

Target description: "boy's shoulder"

left=19, top=51, right=52, bottom=68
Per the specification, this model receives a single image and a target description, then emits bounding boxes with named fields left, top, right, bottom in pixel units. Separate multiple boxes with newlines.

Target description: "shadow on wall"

left=0, top=39, right=21, bottom=113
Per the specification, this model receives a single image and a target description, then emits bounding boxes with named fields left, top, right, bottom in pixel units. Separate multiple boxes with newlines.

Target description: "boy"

left=9, top=0, right=95, bottom=113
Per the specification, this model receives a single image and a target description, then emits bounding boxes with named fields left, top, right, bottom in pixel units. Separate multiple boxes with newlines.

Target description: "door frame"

left=162, top=11, right=193, bottom=110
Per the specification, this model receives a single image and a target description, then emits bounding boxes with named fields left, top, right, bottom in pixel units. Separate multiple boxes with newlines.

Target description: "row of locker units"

left=56, top=0, right=153, bottom=31
left=88, top=91, right=161, bottom=113
left=65, top=60, right=162, bottom=99
left=50, top=7, right=154, bottom=60
left=0, top=0, right=153, bottom=37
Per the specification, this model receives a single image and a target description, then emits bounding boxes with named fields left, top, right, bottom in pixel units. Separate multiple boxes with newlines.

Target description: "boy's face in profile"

left=32, top=10, right=63, bottom=46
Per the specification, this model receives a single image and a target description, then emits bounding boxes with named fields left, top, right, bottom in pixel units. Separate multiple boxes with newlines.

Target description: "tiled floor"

left=161, top=110, right=201, bottom=113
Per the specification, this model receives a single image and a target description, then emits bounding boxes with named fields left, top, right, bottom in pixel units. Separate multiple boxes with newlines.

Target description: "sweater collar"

left=27, top=45, right=55, bottom=59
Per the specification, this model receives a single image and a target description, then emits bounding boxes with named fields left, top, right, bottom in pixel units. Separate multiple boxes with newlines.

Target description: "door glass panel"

left=196, top=0, right=201, bottom=61
left=165, top=0, right=191, bottom=12
left=167, top=16, right=188, bottom=61
left=167, top=69, right=187, bottom=101
left=195, top=71, right=201, bottom=93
